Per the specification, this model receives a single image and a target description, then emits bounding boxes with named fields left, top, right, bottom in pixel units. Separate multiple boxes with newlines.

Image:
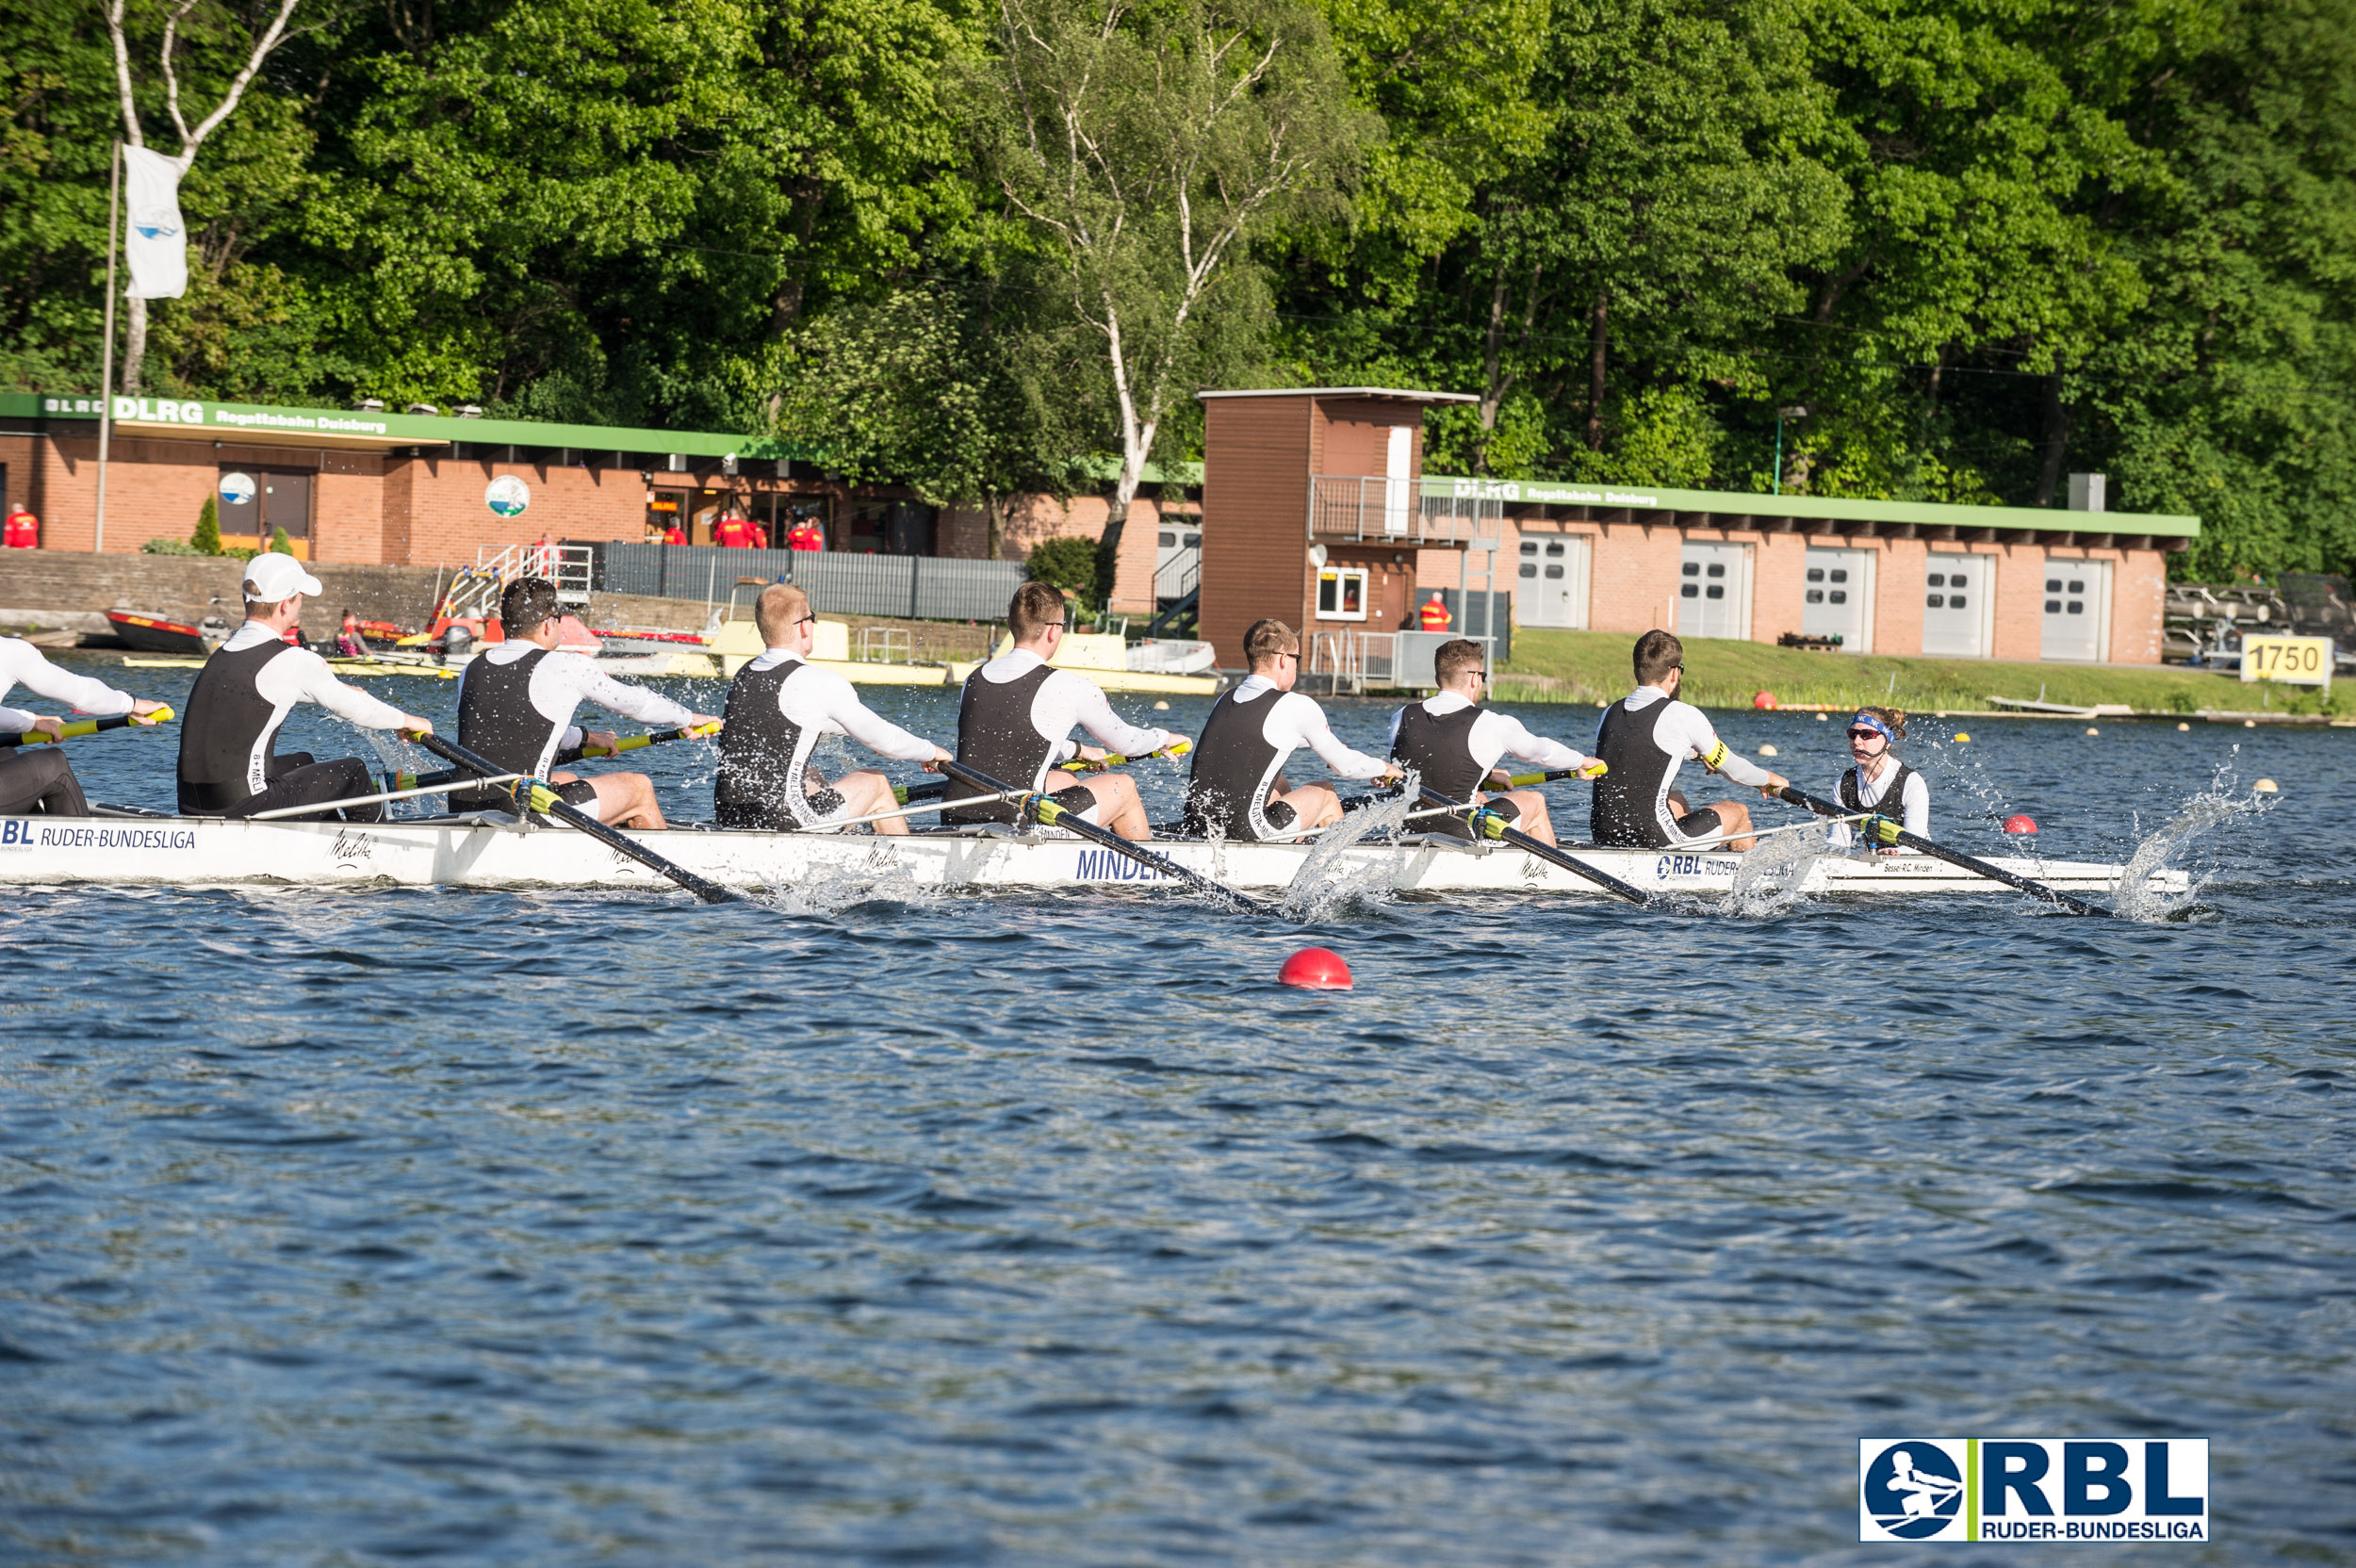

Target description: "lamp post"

left=1773, top=405, right=1809, bottom=496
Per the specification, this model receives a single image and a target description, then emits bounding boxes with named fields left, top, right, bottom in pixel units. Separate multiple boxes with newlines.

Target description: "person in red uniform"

left=713, top=513, right=755, bottom=548
left=3, top=504, right=37, bottom=549
left=660, top=517, right=686, bottom=545
left=1418, top=593, right=1451, bottom=632
left=786, top=515, right=826, bottom=551
left=751, top=517, right=771, bottom=549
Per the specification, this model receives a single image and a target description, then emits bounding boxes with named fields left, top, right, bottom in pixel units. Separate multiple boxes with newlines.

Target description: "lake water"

left=4, top=658, right=2349, bottom=1564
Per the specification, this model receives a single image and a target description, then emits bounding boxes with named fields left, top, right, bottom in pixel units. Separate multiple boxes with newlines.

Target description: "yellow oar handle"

left=575, top=719, right=724, bottom=759
left=1502, top=761, right=1606, bottom=787
left=1065, top=738, right=1191, bottom=774
left=1, top=706, right=176, bottom=746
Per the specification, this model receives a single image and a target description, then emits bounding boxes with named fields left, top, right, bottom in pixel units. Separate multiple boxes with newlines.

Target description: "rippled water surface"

left=4, top=661, right=2351, bottom=1564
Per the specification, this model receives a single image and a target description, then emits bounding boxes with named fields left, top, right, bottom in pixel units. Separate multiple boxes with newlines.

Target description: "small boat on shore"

left=104, top=610, right=227, bottom=657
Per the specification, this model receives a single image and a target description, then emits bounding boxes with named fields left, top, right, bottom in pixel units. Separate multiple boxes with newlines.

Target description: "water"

left=5, top=661, right=2352, bottom=1564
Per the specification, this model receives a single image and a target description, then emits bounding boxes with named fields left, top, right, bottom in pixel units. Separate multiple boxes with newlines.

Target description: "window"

left=1807, top=589, right=1824, bottom=604
left=2046, top=599, right=2061, bottom=613
left=1521, top=541, right=1537, bottom=555
left=1948, top=570, right=1970, bottom=589
left=1681, top=583, right=1699, bottom=598
left=1707, top=563, right=1726, bottom=579
left=1927, top=573, right=1945, bottom=588
left=2046, top=579, right=2062, bottom=594
left=1183, top=532, right=1199, bottom=547
left=1545, top=541, right=1564, bottom=558
left=1829, top=591, right=1847, bottom=605
left=1706, top=585, right=1725, bottom=599
left=1158, top=531, right=1176, bottom=547
left=1829, top=569, right=1848, bottom=583
left=2066, top=601, right=2085, bottom=614
left=1808, top=567, right=1824, bottom=582
left=1927, top=594, right=1945, bottom=609
left=2068, top=580, right=2086, bottom=595
left=1545, top=564, right=1563, bottom=579
left=1519, top=562, right=1537, bottom=578
left=1682, top=562, right=1700, bottom=578
left=1317, top=566, right=1368, bottom=621
left=1948, top=596, right=1965, bottom=609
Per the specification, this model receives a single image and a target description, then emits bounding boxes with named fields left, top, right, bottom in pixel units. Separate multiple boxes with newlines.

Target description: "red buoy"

left=1279, top=947, right=1352, bottom=989
left=1753, top=690, right=1778, bottom=710
left=2003, top=814, right=2037, bottom=834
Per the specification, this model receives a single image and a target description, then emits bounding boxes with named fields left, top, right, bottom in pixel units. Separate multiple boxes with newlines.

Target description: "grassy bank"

left=1493, top=629, right=2350, bottom=716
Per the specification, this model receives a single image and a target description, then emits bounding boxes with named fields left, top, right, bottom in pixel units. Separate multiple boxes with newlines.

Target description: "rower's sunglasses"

left=1847, top=727, right=1883, bottom=741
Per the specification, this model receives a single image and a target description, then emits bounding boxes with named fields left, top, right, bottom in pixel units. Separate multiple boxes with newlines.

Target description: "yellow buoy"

left=2086, top=727, right=2100, bottom=736
left=2177, top=722, right=2191, bottom=731
left=1954, top=732, right=1971, bottom=743
left=2245, top=719, right=2257, bottom=728
left=2254, top=778, right=2279, bottom=792
left=1153, top=699, right=1170, bottom=710
left=1759, top=743, right=1779, bottom=758
left=1816, top=711, right=1829, bottom=722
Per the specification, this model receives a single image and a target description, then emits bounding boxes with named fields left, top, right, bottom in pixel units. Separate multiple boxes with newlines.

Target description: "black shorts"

left=216, top=754, right=382, bottom=824
left=0, top=748, right=89, bottom=817
left=1260, top=797, right=1299, bottom=835
left=717, top=784, right=849, bottom=832
left=943, top=781, right=1096, bottom=828
left=1671, top=808, right=1724, bottom=842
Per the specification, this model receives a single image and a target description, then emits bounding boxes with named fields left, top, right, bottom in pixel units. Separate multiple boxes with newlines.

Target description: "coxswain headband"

left=1849, top=711, right=1896, bottom=745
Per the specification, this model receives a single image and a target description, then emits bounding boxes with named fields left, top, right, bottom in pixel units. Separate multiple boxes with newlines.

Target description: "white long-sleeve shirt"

left=977, top=648, right=1176, bottom=761
left=1826, top=762, right=1931, bottom=847
left=219, top=622, right=411, bottom=730
left=456, top=641, right=697, bottom=751
left=1228, top=674, right=1393, bottom=780
left=1, top=636, right=136, bottom=733
left=1387, top=690, right=1595, bottom=776
left=744, top=648, right=940, bottom=761
left=1598, top=686, right=1773, bottom=787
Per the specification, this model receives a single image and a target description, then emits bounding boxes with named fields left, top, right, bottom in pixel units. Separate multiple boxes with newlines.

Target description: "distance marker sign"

left=2241, top=634, right=2332, bottom=688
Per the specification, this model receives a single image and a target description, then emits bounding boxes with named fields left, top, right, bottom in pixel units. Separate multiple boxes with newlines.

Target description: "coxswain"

left=1589, top=629, right=1786, bottom=850
left=1183, top=618, right=1398, bottom=840
left=1, top=636, right=170, bottom=816
left=714, top=584, right=949, bottom=834
left=453, top=577, right=717, bottom=828
left=942, top=580, right=1180, bottom=840
left=177, top=553, right=434, bottom=820
left=1827, top=707, right=1926, bottom=852
left=1387, top=637, right=1598, bottom=845
left=1418, top=592, right=1451, bottom=632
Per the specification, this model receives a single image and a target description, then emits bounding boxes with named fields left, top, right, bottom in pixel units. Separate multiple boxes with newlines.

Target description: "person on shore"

left=1387, top=637, right=1599, bottom=845
left=3, top=502, right=36, bottom=549
left=1, top=636, right=171, bottom=815
left=454, top=577, right=717, bottom=828
left=335, top=612, right=371, bottom=658
left=1184, top=619, right=1399, bottom=841
left=942, top=580, right=1180, bottom=840
left=785, top=514, right=825, bottom=551
left=1827, top=707, right=1927, bottom=852
left=714, top=513, right=756, bottom=548
left=1589, top=629, right=1786, bottom=851
left=714, top=584, right=948, bottom=834
left=177, top=553, right=434, bottom=821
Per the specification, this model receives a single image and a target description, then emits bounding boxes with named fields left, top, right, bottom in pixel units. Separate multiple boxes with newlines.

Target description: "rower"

left=942, top=580, right=1179, bottom=841
left=1589, top=629, right=1786, bottom=850
left=714, top=584, right=949, bottom=834
left=453, top=576, right=717, bottom=828
left=1827, top=706, right=1927, bottom=852
left=177, top=553, right=434, bottom=820
left=1, top=636, right=171, bottom=816
left=1183, top=618, right=1398, bottom=840
left=1387, top=637, right=1598, bottom=845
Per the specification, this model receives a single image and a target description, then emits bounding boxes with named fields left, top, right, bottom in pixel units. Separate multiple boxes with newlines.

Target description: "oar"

left=894, top=739, right=1191, bottom=803
left=0, top=706, right=175, bottom=746
left=1497, top=762, right=1606, bottom=788
left=385, top=721, right=725, bottom=791
left=936, top=758, right=1272, bottom=917
left=1061, top=739, right=1194, bottom=774
left=1772, top=785, right=2112, bottom=917
left=415, top=733, right=746, bottom=906
left=1417, top=784, right=1655, bottom=907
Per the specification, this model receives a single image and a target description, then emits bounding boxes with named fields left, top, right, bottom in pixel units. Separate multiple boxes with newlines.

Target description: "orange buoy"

left=1753, top=690, right=1778, bottom=710
left=1279, top=947, right=1352, bottom=989
left=2003, top=814, right=2037, bottom=834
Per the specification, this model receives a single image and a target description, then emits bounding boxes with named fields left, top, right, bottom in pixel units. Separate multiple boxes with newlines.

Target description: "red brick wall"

left=1987, top=543, right=2044, bottom=662
left=2109, top=547, right=2167, bottom=663
left=1749, top=531, right=1810, bottom=645
left=314, top=452, right=386, bottom=564
left=1873, top=538, right=1924, bottom=654
left=1588, top=521, right=1685, bottom=634
left=392, top=455, right=646, bottom=568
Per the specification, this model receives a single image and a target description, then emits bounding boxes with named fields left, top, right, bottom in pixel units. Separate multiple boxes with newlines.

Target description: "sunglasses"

left=1847, top=727, right=1884, bottom=741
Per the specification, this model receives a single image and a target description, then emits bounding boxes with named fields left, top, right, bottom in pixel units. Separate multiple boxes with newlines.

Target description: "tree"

left=192, top=492, right=221, bottom=553
left=965, top=0, right=1376, bottom=531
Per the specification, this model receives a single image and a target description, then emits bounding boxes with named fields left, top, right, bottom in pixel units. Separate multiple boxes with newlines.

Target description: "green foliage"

left=192, top=496, right=221, bottom=555
left=270, top=527, right=291, bottom=553
left=1026, top=535, right=1104, bottom=603
left=141, top=537, right=204, bottom=554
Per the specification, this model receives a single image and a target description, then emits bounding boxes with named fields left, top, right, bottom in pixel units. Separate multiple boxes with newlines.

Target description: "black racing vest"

left=944, top=662, right=1061, bottom=825
left=1588, top=694, right=1682, bottom=848
left=714, top=658, right=820, bottom=822
left=453, top=646, right=564, bottom=809
left=1390, top=701, right=1488, bottom=841
left=1184, top=685, right=1287, bottom=840
left=177, top=635, right=297, bottom=813
left=1840, top=761, right=1917, bottom=820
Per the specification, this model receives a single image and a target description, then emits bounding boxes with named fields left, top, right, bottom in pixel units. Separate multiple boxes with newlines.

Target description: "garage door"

left=1922, top=553, right=1989, bottom=657
left=2040, top=559, right=2111, bottom=662
left=1801, top=547, right=1873, bottom=651
left=1515, top=533, right=1591, bottom=629
left=1677, top=542, right=1750, bottom=641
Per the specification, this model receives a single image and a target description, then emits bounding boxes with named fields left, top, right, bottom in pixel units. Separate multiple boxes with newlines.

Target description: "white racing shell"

left=0, top=814, right=2188, bottom=899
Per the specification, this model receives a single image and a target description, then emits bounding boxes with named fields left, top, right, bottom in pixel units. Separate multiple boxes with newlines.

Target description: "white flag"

left=123, top=146, right=188, bottom=300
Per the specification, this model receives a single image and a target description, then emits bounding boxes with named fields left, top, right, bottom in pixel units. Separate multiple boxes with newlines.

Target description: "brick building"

left=1196, top=387, right=2200, bottom=669
left=0, top=394, right=1181, bottom=613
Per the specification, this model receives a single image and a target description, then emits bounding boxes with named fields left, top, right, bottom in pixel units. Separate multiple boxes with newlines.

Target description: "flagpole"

left=96, top=139, right=122, bottom=555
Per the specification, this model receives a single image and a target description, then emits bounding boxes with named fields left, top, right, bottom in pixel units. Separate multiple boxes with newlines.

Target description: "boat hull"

left=104, top=611, right=211, bottom=656
left=0, top=815, right=2189, bottom=900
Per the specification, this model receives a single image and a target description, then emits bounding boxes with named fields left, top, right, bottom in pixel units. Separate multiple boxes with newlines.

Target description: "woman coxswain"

left=1827, top=707, right=1927, bottom=851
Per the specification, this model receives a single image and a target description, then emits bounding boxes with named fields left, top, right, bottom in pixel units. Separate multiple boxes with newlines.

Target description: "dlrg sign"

left=1860, top=1438, right=2208, bottom=1543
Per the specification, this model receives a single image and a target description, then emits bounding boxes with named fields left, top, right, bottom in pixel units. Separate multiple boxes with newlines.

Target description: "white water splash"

left=1725, top=827, right=1838, bottom=918
left=752, top=854, right=942, bottom=918
left=2109, top=770, right=2271, bottom=923
left=348, top=727, right=441, bottom=819
left=1278, top=778, right=1417, bottom=923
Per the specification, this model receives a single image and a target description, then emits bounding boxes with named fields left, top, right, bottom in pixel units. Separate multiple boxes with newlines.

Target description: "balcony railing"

left=1153, top=548, right=1201, bottom=603
left=1309, top=477, right=1505, bottom=546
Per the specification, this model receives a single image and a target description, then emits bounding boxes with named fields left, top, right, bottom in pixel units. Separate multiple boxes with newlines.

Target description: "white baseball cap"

left=243, top=551, right=323, bottom=601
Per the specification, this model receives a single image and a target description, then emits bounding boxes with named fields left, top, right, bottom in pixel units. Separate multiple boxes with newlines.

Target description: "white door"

left=1922, top=552, right=1990, bottom=657
left=1515, top=532, right=1591, bottom=629
left=2041, top=558, right=2111, bottom=662
left=1802, top=547, right=1873, bottom=651
left=1677, top=541, right=1750, bottom=640
left=1382, top=424, right=1413, bottom=535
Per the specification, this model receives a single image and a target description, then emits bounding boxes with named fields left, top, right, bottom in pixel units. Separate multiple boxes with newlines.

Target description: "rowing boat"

left=0, top=813, right=2187, bottom=899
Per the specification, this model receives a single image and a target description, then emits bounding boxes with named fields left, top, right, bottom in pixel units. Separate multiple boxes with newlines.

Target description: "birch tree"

left=101, top=0, right=304, bottom=391
left=968, top=0, right=1371, bottom=523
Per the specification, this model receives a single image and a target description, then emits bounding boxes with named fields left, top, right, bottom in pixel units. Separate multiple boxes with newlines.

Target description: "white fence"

left=595, top=543, right=1029, bottom=621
